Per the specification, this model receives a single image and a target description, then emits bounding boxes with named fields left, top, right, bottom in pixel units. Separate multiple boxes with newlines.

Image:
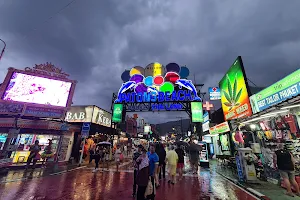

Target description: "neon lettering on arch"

left=116, top=63, right=202, bottom=104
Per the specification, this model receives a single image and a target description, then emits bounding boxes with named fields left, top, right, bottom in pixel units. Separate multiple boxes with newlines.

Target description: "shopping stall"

left=208, top=121, right=232, bottom=156
left=0, top=119, right=80, bottom=164
left=235, top=69, right=300, bottom=183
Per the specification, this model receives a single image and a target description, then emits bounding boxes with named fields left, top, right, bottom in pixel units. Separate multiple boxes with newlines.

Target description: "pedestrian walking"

left=147, top=144, right=159, bottom=200
left=189, top=142, right=200, bottom=174
left=276, top=143, right=300, bottom=197
left=157, top=143, right=166, bottom=181
left=124, top=144, right=128, bottom=158
left=175, top=145, right=185, bottom=180
left=132, top=145, right=143, bottom=197
left=136, top=147, right=149, bottom=200
left=166, top=145, right=178, bottom=184
left=103, top=147, right=110, bottom=170
left=92, top=146, right=101, bottom=172
left=25, top=140, right=41, bottom=170
left=89, top=143, right=96, bottom=164
left=115, top=145, right=122, bottom=172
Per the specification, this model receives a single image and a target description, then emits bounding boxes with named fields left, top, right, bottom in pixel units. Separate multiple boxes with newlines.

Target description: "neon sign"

left=116, top=63, right=201, bottom=105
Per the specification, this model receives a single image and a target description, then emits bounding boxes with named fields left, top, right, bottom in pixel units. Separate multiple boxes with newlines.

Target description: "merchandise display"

left=245, top=112, right=300, bottom=180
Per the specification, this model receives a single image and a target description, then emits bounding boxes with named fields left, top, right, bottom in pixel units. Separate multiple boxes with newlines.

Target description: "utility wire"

left=247, top=78, right=258, bottom=87
left=23, top=0, right=78, bottom=39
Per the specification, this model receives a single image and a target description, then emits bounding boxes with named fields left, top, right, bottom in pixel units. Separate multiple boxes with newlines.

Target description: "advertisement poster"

left=112, top=104, right=123, bottom=123
left=250, top=69, right=300, bottom=114
left=219, top=56, right=252, bottom=120
left=209, top=87, right=221, bottom=100
left=191, top=102, right=203, bottom=122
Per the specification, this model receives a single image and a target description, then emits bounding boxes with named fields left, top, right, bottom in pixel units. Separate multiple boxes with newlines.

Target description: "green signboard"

left=250, top=69, right=300, bottom=114
left=112, top=104, right=123, bottom=123
left=191, top=102, right=203, bottom=122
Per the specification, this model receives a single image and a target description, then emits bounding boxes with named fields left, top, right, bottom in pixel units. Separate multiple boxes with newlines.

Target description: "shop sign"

left=65, top=106, right=93, bottom=122
left=250, top=69, right=300, bottom=114
left=191, top=102, right=203, bottom=122
left=209, top=87, right=221, bottom=100
left=219, top=56, right=252, bottom=120
left=0, top=102, right=24, bottom=115
left=23, top=105, right=65, bottom=118
left=209, top=121, right=230, bottom=135
left=92, top=107, right=112, bottom=127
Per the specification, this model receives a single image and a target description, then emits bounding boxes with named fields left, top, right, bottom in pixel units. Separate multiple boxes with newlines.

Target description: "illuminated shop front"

left=11, top=134, right=60, bottom=163
left=65, top=105, right=115, bottom=162
left=208, top=121, right=232, bottom=156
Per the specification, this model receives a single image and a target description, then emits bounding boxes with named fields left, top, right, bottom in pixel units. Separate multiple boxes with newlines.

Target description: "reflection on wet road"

left=0, top=168, right=258, bottom=200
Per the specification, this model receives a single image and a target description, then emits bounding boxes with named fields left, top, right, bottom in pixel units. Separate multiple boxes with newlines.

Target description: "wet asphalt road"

left=0, top=167, right=258, bottom=200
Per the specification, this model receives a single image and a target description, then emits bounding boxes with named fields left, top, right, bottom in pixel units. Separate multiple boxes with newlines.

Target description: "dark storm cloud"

left=1, top=0, right=300, bottom=123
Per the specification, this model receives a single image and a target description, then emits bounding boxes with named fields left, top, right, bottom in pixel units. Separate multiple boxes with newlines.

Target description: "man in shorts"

left=276, top=144, right=300, bottom=197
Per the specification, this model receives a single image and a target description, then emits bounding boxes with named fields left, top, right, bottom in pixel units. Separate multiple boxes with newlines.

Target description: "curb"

left=217, top=172, right=271, bottom=200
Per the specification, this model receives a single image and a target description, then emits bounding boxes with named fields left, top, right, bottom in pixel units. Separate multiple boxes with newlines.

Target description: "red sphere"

left=154, top=76, right=164, bottom=85
left=164, top=72, right=180, bottom=84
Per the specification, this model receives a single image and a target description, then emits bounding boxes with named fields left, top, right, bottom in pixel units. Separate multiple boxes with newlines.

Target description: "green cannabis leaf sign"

left=219, top=56, right=252, bottom=120
left=223, top=73, right=243, bottom=111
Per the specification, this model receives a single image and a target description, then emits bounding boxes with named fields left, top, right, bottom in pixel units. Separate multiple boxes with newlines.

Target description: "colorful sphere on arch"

left=120, top=62, right=190, bottom=94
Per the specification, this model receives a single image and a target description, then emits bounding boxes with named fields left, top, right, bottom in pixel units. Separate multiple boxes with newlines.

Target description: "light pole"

left=0, top=39, right=6, bottom=61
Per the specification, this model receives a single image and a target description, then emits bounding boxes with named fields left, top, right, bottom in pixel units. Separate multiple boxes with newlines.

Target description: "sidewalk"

left=211, top=159, right=298, bottom=200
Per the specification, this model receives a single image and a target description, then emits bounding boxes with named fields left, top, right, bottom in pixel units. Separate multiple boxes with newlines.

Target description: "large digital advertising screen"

left=219, top=56, right=252, bottom=121
left=2, top=72, right=72, bottom=107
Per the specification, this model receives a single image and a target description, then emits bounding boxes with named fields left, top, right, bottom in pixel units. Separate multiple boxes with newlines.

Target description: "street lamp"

left=0, top=39, right=6, bottom=61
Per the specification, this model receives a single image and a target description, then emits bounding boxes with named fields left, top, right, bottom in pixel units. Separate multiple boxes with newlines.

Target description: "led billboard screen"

left=2, top=72, right=72, bottom=107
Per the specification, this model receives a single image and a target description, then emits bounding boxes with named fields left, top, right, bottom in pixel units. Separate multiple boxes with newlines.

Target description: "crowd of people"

left=132, top=142, right=198, bottom=200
